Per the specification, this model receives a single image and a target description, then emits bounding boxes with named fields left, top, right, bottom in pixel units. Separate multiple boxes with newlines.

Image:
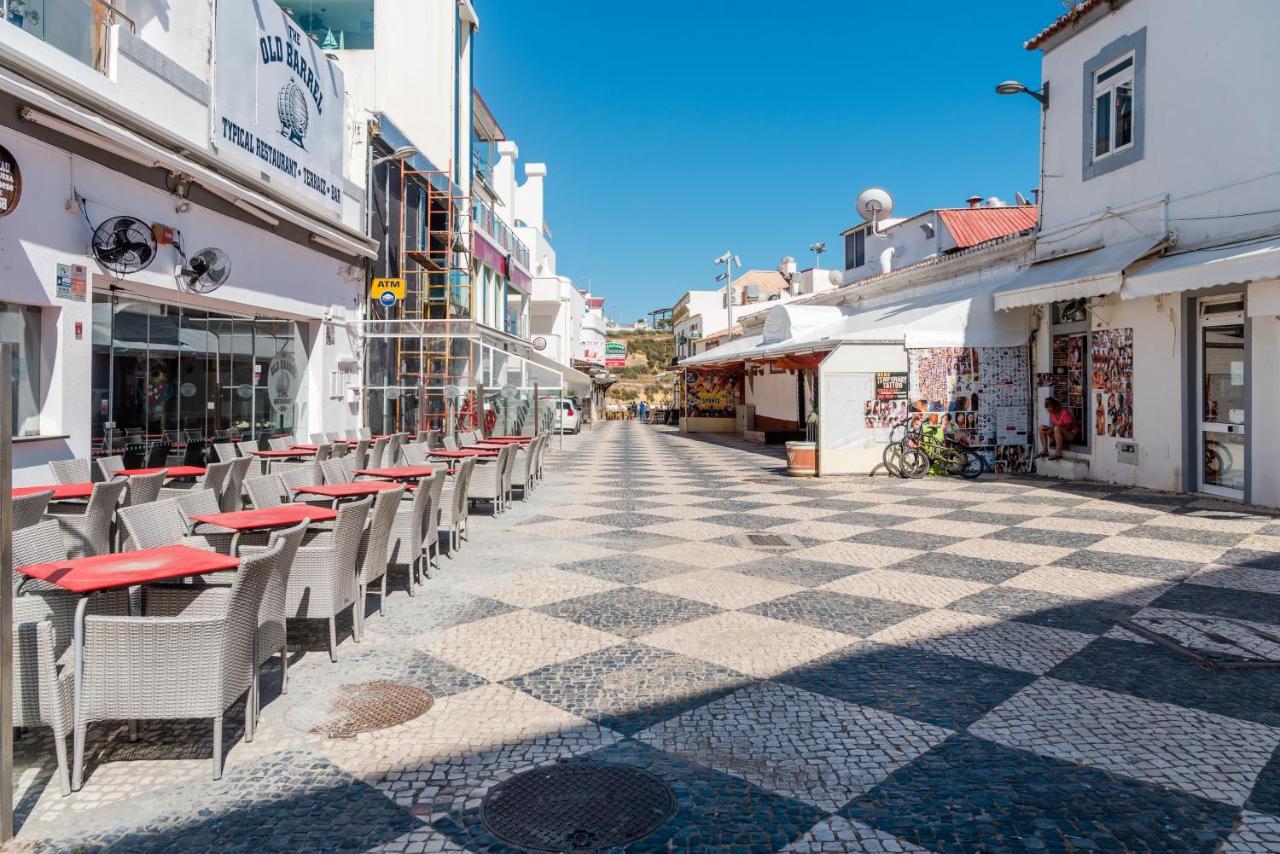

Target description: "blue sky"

left=475, top=1, right=1066, bottom=323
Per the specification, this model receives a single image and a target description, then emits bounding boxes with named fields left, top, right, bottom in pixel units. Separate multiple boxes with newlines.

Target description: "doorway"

left=1196, top=295, right=1247, bottom=499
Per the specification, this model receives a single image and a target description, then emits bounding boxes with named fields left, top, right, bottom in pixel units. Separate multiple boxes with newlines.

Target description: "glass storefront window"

left=91, top=293, right=308, bottom=454
left=0, top=301, right=41, bottom=437
left=276, top=0, right=373, bottom=49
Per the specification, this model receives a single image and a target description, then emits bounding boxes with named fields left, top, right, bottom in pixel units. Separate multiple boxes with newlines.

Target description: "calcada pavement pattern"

left=11, top=421, right=1280, bottom=852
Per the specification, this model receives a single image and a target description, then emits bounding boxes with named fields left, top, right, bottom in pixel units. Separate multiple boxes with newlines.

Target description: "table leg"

left=71, top=595, right=89, bottom=791
left=230, top=531, right=242, bottom=557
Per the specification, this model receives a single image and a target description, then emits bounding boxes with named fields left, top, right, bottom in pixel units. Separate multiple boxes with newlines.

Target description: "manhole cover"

left=734, top=532, right=803, bottom=550
left=481, top=763, right=674, bottom=851
left=306, top=680, right=434, bottom=738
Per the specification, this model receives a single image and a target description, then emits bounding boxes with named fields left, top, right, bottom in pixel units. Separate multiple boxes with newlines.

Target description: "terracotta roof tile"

left=938, top=206, right=1039, bottom=249
left=1026, top=0, right=1111, bottom=50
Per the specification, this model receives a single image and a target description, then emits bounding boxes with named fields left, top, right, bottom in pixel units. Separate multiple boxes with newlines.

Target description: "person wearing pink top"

left=1038, top=397, right=1078, bottom=460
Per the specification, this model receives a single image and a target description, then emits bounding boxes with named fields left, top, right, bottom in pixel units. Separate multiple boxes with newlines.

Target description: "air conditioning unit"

left=743, top=284, right=761, bottom=303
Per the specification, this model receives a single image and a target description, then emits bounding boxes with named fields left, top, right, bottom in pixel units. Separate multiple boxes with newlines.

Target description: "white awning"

left=993, top=236, right=1166, bottom=310
left=680, top=334, right=765, bottom=367
left=1122, top=236, right=1280, bottom=303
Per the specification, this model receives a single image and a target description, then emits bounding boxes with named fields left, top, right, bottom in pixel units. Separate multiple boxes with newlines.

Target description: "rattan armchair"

left=14, top=490, right=52, bottom=529
left=510, top=443, right=536, bottom=501
left=220, top=457, right=252, bottom=512
left=244, top=474, right=286, bottom=510
left=320, top=459, right=351, bottom=485
left=285, top=497, right=372, bottom=661
left=443, top=434, right=459, bottom=451
left=72, top=539, right=285, bottom=786
left=366, top=437, right=388, bottom=470
left=123, top=469, right=167, bottom=506
left=388, top=478, right=434, bottom=593
left=49, top=480, right=127, bottom=559
left=401, top=442, right=429, bottom=466
left=239, top=520, right=307, bottom=720
left=354, top=486, right=404, bottom=635
left=441, top=457, right=476, bottom=553
left=95, top=455, right=125, bottom=482
left=48, top=458, right=90, bottom=484
left=467, top=445, right=514, bottom=515
left=118, top=499, right=220, bottom=554
left=267, top=437, right=290, bottom=451
left=423, top=469, right=447, bottom=573
left=212, top=442, right=238, bottom=464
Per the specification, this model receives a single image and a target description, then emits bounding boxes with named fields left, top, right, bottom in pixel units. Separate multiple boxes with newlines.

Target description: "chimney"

left=965, top=195, right=983, bottom=209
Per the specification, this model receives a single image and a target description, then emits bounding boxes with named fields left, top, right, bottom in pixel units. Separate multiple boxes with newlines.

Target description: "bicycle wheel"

left=956, top=449, right=985, bottom=479
left=899, top=447, right=930, bottom=479
left=882, top=443, right=903, bottom=477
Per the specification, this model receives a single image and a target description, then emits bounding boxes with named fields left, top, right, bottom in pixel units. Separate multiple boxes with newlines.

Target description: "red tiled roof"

left=1025, top=0, right=1110, bottom=50
left=586, top=297, right=605, bottom=309
left=938, top=206, right=1039, bottom=249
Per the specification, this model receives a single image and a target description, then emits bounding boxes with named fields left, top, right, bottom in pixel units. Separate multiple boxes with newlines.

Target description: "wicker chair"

left=123, top=469, right=167, bottom=507
left=235, top=440, right=259, bottom=459
left=313, top=444, right=332, bottom=463
left=349, top=439, right=370, bottom=470
left=357, top=427, right=371, bottom=440
left=239, top=520, right=308, bottom=719
left=95, top=455, right=125, bottom=482
left=401, top=442, right=428, bottom=466
left=467, top=446, right=513, bottom=515
left=72, top=539, right=285, bottom=786
left=354, top=486, right=404, bottom=635
left=500, top=444, right=520, bottom=507
left=15, top=490, right=52, bottom=529
left=366, top=437, right=388, bottom=470
left=388, top=478, right=433, bottom=593
left=286, top=497, right=372, bottom=661
left=320, top=459, right=350, bottom=485
left=181, top=440, right=207, bottom=468
left=49, top=480, right=126, bottom=559
left=267, top=437, right=289, bottom=451
left=118, top=499, right=226, bottom=554
left=145, top=443, right=171, bottom=468
left=330, top=441, right=348, bottom=459
left=344, top=429, right=359, bottom=440
left=213, top=442, right=238, bottom=464
left=201, top=460, right=234, bottom=499
left=48, top=458, right=90, bottom=484
left=174, top=491, right=243, bottom=557
left=510, top=444, right=536, bottom=501
left=386, top=433, right=407, bottom=466
left=533, top=433, right=550, bottom=481
left=415, top=430, right=430, bottom=443
left=220, top=457, right=253, bottom=512
left=244, top=475, right=286, bottom=510
left=310, top=433, right=328, bottom=445
left=325, top=432, right=341, bottom=442
left=443, top=434, right=459, bottom=452
left=440, top=457, right=476, bottom=553
left=421, top=469, right=447, bottom=573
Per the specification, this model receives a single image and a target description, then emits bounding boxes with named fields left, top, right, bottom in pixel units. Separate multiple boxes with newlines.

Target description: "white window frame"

left=1090, top=52, right=1136, bottom=163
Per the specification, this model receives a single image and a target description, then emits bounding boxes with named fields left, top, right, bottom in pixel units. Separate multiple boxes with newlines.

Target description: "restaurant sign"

left=604, top=341, right=627, bottom=368
left=212, top=0, right=345, bottom=216
left=0, top=144, right=21, bottom=216
left=267, top=352, right=299, bottom=415
left=684, top=369, right=740, bottom=418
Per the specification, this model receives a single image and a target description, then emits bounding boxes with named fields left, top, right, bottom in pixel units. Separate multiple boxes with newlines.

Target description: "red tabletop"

left=354, top=466, right=434, bottom=481
left=191, top=504, right=337, bottom=531
left=431, top=449, right=498, bottom=458
left=290, top=444, right=319, bottom=451
left=250, top=449, right=316, bottom=458
left=292, top=482, right=402, bottom=499
left=15, top=483, right=94, bottom=500
left=117, top=466, right=206, bottom=478
left=18, top=545, right=239, bottom=594
left=486, top=436, right=533, bottom=442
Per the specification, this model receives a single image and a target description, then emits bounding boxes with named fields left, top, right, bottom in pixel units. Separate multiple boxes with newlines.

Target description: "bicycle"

left=881, top=418, right=984, bottom=479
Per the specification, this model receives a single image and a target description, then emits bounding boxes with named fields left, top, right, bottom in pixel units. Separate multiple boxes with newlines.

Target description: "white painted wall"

left=745, top=370, right=797, bottom=426
left=1249, top=311, right=1280, bottom=507
left=818, top=344, right=910, bottom=475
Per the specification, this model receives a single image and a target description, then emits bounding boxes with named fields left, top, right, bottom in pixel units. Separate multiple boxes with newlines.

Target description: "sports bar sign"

left=211, top=0, right=345, bottom=217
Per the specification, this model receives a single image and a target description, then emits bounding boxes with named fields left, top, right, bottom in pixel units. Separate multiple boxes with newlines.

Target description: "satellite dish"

left=827, top=270, right=844, bottom=287
left=856, top=188, right=894, bottom=224
left=91, top=216, right=157, bottom=275
left=1015, top=191, right=1030, bottom=206
left=180, top=247, right=232, bottom=294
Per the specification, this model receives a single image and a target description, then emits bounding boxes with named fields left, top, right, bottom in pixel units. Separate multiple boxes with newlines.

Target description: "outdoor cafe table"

left=354, top=466, right=434, bottom=482
left=292, top=480, right=402, bottom=508
left=249, top=448, right=316, bottom=474
left=16, top=544, right=241, bottom=790
left=116, top=466, right=206, bottom=479
left=189, top=504, right=338, bottom=554
left=429, top=449, right=499, bottom=459
left=14, top=483, right=94, bottom=501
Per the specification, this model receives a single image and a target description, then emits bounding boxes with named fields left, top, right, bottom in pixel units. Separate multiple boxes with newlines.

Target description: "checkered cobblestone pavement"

left=11, top=421, right=1280, bottom=851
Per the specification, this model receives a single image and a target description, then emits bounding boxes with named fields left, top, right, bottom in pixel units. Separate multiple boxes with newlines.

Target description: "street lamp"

left=809, top=241, right=827, bottom=269
left=994, top=80, right=1049, bottom=108
left=713, top=251, right=741, bottom=335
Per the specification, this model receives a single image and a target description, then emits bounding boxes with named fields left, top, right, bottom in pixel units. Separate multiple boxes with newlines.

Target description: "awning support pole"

left=1, top=344, right=15, bottom=842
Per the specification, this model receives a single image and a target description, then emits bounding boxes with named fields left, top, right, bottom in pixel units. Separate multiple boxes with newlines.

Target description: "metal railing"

left=472, top=197, right=531, bottom=271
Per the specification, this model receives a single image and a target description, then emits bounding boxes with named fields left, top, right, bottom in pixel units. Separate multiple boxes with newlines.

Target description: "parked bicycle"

left=881, top=418, right=985, bottom=479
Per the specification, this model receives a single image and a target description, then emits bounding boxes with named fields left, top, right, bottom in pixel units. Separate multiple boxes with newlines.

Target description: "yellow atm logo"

left=371, top=278, right=405, bottom=307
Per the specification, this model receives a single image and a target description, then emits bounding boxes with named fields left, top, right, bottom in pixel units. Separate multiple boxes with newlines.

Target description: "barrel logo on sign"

left=371, top=278, right=405, bottom=308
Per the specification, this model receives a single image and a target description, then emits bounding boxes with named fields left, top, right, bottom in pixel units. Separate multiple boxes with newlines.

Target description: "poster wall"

left=212, top=0, right=346, bottom=216
left=1090, top=328, right=1134, bottom=439
left=907, top=346, right=1032, bottom=473
left=683, top=369, right=741, bottom=418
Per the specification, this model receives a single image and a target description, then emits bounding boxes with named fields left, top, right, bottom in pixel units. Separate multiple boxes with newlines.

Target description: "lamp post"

left=713, top=251, right=741, bottom=337
left=995, top=80, right=1050, bottom=228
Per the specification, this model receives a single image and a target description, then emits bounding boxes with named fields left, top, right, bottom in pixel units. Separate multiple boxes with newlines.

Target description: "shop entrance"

left=1197, top=295, right=1247, bottom=499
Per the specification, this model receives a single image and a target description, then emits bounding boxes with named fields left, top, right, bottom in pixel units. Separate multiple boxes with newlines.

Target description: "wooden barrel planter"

left=785, top=441, right=817, bottom=477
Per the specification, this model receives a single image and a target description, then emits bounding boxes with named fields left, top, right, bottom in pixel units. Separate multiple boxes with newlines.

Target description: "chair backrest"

left=357, top=427, right=371, bottom=440
left=513, top=441, right=535, bottom=485
left=443, top=435, right=459, bottom=452
left=121, top=443, right=147, bottom=470
left=64, top=479, right=128, bottom=558
left=357, top=485, right=404, bottom=582
left=314, top=444, right=333, bottom=463
left=13, top=490, right=51, bottom=530
left=245, top=474, right=286, bottom=509
left=124, top=469, right=167, bottom=506
left=331, top=497, right=374, bottom=579
left=267, top=437, right=289, bottom=451
left=145, top=443, right=171, bottom=468
left=174, top=488, right=221, bottom=528
left=385, top=434, right=404, bottom=467
left=402, top=443, right=427, bottom=466
left=202, top=459, right=234, bottom=498
left=96, top=455, right=125, bottom=481
left=14, top=519, right=67, bottom=569
left=118, top=499, right=187, bottom=550
left=425, top=469, right=446, bottom=541
left=325, top=432, right=340, bottom=441
left=453, top=457, right=476, bottom=519
left=310, top=433, right=328, bottom=445
left=221, top=457, right=253, bottom=512
left=278, top=462, right=322, bottom=495
left=320, top=458, right=350, bottom=485
left=500, top=444, right=519, bottom=488
left=351, top=439, right=370, bottom=469
left=214, top=443, right=238, bottom=464
left=344, top=429, right=359, bottom=440
left=48, top=458, right=90, bottom=485
left=221, top=539, right=285, bottom=692
left=235, top=440, right=259, bottom=458
left=182, top=439, right=207, bottom=467
left=330, top=441, right=348, bottom=458
left=367, top=437, right=388, bottom=470
left=392, top=478, right=433, bottom=566
left=415, top=430, right=430, bottom=443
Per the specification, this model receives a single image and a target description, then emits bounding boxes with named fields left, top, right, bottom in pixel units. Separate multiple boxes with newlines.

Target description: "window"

left=844, top=228, right=866, bottom=270
left=1092, top=54, right=1134, bottom=160
left=0, top=302, right=41, bottom=437
left=277, top=0, right=374, bottom=50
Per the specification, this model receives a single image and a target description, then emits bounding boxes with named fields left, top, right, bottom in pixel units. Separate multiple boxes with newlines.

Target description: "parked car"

left=555, top=400, right=582, bottom=434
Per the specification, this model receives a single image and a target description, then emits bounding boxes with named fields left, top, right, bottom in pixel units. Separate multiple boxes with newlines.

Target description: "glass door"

left=1198, top=296, right=1247, bottom=499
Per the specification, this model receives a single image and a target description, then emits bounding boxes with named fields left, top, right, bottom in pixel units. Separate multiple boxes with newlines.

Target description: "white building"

left=0, top=1, right=377, bottom=485
left=994, top=0, right=1280, bottom=505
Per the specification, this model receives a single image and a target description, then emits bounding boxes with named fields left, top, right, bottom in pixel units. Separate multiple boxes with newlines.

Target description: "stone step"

left=1036, top=455, right=1091, bottom=480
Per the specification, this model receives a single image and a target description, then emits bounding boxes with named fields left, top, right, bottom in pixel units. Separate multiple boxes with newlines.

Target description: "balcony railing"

left=4, top=0, right=134, bottom=72
left=472, top=196, right=531, bottom=271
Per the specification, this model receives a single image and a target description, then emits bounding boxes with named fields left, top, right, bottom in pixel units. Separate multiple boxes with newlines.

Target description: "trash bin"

left=785, top=441, right=817, bottom=477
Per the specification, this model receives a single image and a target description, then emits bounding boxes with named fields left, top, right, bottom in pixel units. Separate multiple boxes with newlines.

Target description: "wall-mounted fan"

left=91, top=216, right=157, bottom=274
left=179, top=247, right=232, bottom=294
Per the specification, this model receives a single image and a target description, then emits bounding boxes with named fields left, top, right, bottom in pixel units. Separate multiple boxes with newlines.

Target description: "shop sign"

left=0, top=144, right=21, bottom=216
left=873, top=372, right=908, bottom=401
left=371, top=277, right=405, bottom=307
left=531, top=336, right=547, bottom=351
left=55, top=263, right=87, bottom=302
left=604, top=341, right=627, bottom=368
left=180, top=382, right=198, bottom=398
left=865, top=372, right=909, bottom=441
left=212, top=0, right=346, bottom=215
left=267, top=352, right=299, bottom=414
left=684, top=369, right=740, bottom=418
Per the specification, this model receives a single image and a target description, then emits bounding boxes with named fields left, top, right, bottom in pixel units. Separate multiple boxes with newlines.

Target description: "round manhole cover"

left=293, top=680, right=434, bottom=738
left=481, top=763, right=674, bottom=851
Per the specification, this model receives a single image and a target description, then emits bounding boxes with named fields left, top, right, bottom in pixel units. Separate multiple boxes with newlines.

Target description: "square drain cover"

left=735, top=532, right=803, bottom=550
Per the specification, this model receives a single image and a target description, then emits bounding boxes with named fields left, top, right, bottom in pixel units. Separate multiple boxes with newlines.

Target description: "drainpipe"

left=879, top=246, right=896, bottom=275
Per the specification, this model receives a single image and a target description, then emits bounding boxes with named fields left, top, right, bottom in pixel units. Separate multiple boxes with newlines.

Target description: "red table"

left=292, top=481, right=402, bottom=507
left=290, top=444, right=319, bottom=451
left=250, top=449, right=316, bottom=458
left=117, top=466, right=206, bottom=479
left=431, top=449, right=499, bottom=459
left=17, top=544, right=241, bottom=791
left=14, top=483, right=94, bottom=501
left=486, top=436, right=533, bottom=442
left=354, top=466, right=434, bottom=482
left=190, top=504, right=338, bottom=553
